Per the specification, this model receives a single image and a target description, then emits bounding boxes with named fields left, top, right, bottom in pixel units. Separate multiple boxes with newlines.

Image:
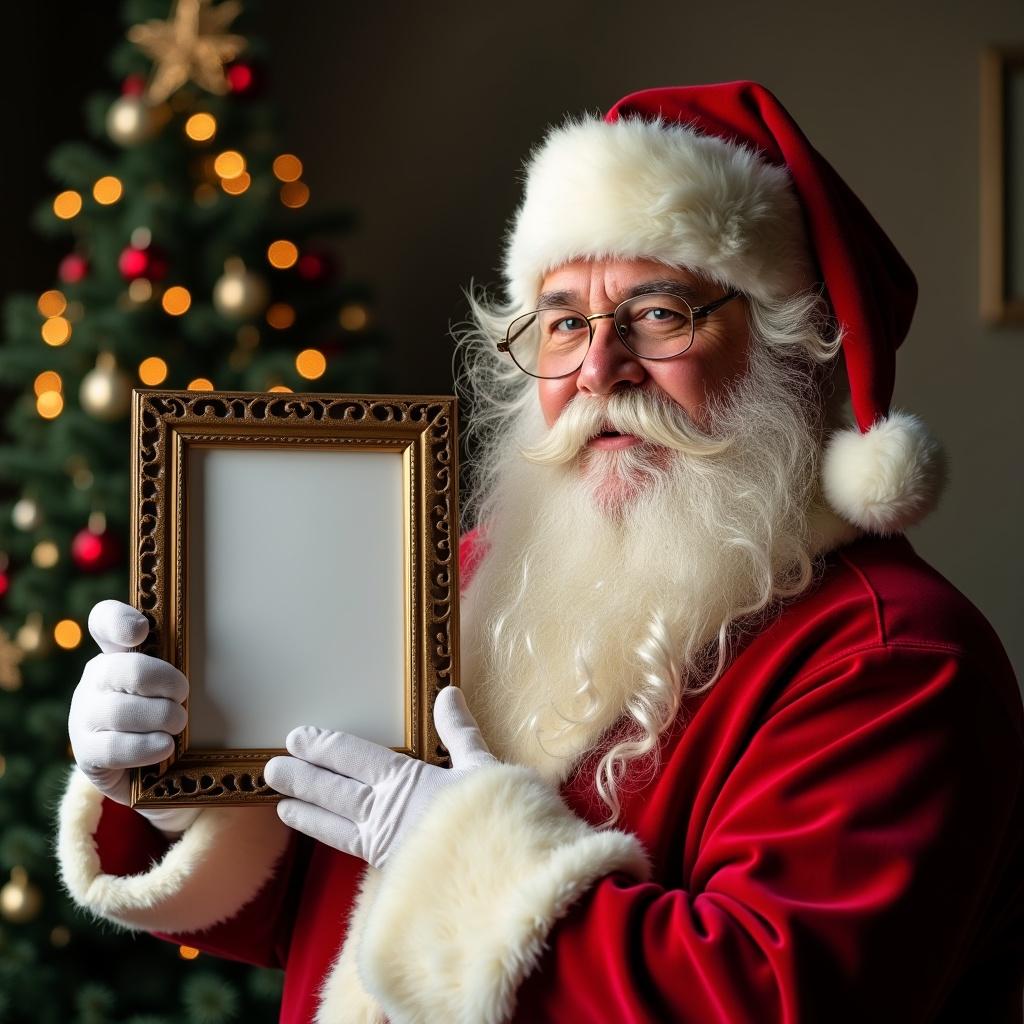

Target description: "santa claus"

left=59, top=82, right=1022, bottom=1023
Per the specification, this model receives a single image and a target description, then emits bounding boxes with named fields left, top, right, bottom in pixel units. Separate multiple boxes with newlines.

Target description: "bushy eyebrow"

left=536, top=279, right=703, bottom=308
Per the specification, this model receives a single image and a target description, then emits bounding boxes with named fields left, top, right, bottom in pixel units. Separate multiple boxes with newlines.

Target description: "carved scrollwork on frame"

left=130, top=389, right=461, bottom=807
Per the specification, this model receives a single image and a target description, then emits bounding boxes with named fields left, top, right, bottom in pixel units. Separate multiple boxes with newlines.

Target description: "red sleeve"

left=513, top=645, right=1024, bottom=1022
left=149, top=837, right=311, bottom=970
left=93, top=798, right=308, bottom=970
left=95, top=798, right=173, bottom=874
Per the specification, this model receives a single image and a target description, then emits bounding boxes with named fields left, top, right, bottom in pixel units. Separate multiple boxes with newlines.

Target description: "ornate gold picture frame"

left=128, top=389, right=460, bottom=808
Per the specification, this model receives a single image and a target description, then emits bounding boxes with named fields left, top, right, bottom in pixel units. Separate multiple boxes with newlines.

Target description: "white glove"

left=264, top=686, right=496, bottom=869
left=68, top=599, right=200, bottom=837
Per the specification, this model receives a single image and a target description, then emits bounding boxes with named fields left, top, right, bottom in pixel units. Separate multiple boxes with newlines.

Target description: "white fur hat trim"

left=504, top=114, right=816, bottom=309
left=822, top=411, right=946, bottom=535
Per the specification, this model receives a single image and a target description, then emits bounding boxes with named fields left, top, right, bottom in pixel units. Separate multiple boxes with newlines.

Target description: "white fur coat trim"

left=322, top=763, right=651, bottom=1024
left=822, top=411, right=946, bottom=535
left=314, top=865, right=387, bottom=1024
left=56, top=768, right=291, bottom=934
left=504, top=114, right=814, bottom=310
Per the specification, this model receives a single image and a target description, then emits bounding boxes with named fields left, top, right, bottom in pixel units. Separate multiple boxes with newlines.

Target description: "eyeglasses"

left=498, top=289, right=741, bottom=379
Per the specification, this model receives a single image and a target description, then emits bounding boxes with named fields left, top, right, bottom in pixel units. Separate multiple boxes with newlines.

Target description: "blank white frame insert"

left=186, top=446, right=405, bottom=749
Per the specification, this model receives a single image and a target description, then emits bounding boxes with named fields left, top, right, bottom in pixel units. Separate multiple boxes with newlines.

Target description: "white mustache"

left=521, top=390, right=733, bottom=466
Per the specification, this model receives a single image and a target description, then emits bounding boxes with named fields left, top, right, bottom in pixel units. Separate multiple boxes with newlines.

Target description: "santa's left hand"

left=264, top=686, right=496, bottom=869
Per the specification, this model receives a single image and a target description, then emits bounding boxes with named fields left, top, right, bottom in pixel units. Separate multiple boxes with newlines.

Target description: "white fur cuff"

left=356, top=764, right=650, bottom=1024
left=822, top=411, right=946, bottom=536
left=56, top=768, right=291, bottom=934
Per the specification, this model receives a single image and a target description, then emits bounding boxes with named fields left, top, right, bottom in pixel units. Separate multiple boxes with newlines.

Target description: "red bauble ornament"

left=59, top=253, right=89, bottom=284
left=121, top=74, right=147, bottom=97
left=225, top=62, right=257, bottom=94
left=118, top=244, right=168, bottom=282
left=296, top=250, right=333, bottom=283
left=71, top=526, right=120, bottom=572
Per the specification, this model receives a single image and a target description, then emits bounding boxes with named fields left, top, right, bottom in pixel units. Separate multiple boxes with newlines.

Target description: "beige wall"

left=262, top=0, right=1023, bottom=676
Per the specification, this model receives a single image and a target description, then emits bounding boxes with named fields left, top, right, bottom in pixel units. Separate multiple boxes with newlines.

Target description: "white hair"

left=454, top=276, right=844, bottom=826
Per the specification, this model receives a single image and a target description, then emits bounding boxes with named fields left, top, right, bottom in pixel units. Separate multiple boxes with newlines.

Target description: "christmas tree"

left=0, top=1, right=386, bottom=1020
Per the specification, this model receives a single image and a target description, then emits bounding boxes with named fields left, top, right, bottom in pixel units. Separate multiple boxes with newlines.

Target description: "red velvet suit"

left=66, top=533, right=1023, bottom=1022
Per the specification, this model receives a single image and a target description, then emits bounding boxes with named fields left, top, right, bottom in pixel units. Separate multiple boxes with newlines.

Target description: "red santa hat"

left=503, top=81, right=945, bottom=536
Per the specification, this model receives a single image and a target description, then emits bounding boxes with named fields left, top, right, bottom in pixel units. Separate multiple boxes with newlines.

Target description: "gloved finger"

left=264, top=755, right=373, bottom=822
left=284, top=726, right=408, bottom=784
left=434, top=687, right=494, bottom=769
left=83, top=652, right=189, bottom=702
left=88, top=600, right=150, bottom=655
left=90, top=692, right=187, bottom=736
left=79, top=730, right=176, bottom=771
left=276, top=798, right=364, bottom=858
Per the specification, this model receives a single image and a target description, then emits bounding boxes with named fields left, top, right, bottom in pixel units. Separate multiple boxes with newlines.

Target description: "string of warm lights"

left=39, top=141, right=344, bottom=411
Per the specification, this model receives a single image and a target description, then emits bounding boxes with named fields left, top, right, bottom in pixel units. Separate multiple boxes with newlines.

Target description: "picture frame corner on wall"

left=980, top=44, right=1024, bottom=326
left=128, top=389, right=461, bottom=809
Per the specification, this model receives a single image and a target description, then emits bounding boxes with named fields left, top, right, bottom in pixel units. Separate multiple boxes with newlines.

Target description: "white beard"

left=460, top=344, right=827, bottom=789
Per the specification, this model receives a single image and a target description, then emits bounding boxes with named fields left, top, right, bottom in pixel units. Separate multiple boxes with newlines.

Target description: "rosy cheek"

left=538, top=379, right=573, bottom=427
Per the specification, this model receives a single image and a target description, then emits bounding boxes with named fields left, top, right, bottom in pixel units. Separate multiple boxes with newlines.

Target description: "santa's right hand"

left=69, top=600, right=197, bottom=834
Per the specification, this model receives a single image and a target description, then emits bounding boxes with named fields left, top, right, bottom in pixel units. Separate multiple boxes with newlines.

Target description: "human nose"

left=574, top=316, right=646, bottom=396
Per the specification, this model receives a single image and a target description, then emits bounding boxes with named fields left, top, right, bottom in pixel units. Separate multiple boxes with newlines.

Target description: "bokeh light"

left=265, top=303, right=296, bottom=329
left=213, top=150, right=245, bottom=179
left=280, top=181, right=309, bottom=208
left=54, top=620, right=83, bottom=650
left=93, top=176, right=123, bottom=205
left=41, top=317, right=72, bottom=346
left=267, top=240, right=298, bottom=269
left=339, top=303, right=369, bottom=331
left=178, top=946, right=200, bottom=960
left=221, top=172, right=251, bottom=195
left=53, top=190, right=82, bottom=219
left=267, top=385, right=293, bottom=393
left=161, top=286, right=192, bottom=315
left=36, top=391, right=63, bottom=419
left=138, top=357, right=168, bottom=385
left=272, top=154, right=303, bottom=182
left=37, top=290, right=66, bottom=318
left=185, top=113, right=217, bottom=141
left=295, top=348, right=326, bottom=379
left=128, top=278, right=153, bottom=303
left=187, top=378, right=214, bottom=391
left=33, top=371, right=62, bottom=396
left=32, top=540, right=59, bottom=568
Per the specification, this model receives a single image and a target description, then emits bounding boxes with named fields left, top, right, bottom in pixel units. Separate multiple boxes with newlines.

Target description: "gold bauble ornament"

left=11, top=497, right=42, bottom=531
left=106, top=95, right=161, bottom=146
left=213, top=258, right=269, bottom=318
left=80, top=352, right=132, bottom=422
left=0, top=868, right=42, bottom=924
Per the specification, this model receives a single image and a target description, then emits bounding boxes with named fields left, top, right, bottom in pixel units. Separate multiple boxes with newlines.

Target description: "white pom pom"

left=822, top=411, right=947, bottom=535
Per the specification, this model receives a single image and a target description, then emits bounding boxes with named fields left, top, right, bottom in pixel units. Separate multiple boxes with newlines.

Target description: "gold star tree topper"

left=128, top=0, right=247, bottom=104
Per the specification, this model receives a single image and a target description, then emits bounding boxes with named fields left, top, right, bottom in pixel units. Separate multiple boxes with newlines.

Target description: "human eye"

left=550, top=314, right=587, bottom=333
left=538, top=310, right=588, bottom=351
left=641, top=306, right=681, bottom=322
left=630, top=298, right=690, bottom=330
